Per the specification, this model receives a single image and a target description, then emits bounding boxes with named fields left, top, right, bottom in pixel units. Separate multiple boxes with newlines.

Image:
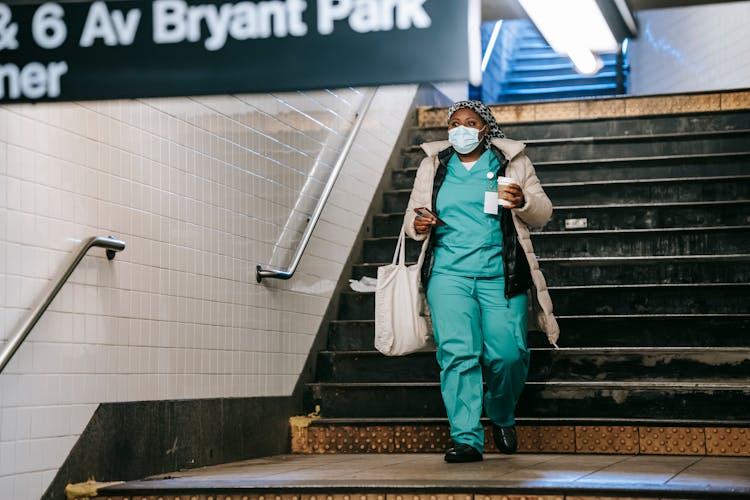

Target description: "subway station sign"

left=0, top=0, right=478, bottom=102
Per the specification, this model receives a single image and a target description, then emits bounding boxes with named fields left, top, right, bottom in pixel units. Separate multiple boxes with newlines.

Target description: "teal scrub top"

left=432, top=150, right=504, bottom=277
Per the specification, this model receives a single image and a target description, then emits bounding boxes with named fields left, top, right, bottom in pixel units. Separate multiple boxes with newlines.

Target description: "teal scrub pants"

left=426, top=273, right=530, bottom=453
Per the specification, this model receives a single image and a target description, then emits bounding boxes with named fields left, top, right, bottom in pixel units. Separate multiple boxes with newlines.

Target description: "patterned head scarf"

left=447, top=100, right=505, bottom=149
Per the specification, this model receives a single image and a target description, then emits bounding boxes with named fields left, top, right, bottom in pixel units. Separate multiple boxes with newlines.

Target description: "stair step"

left=353, top=255, right=750, bottom=286
left=391, top=177, right=750, bottom=211
left=506, top=71, right=618, bottom=86
left=93, top=454, right=750, bottom=499
left=307, top=416, right=750, bottom=427
left=329, top=315, right=750, bottom=351
left=408, top=111, right=750, bottom=144
left=362, top=226, right=750, bottom=263
left=508, top=60, right=618, bottom=77
left=531, top=226, right=750, bottom=258
left=525, top=130, right=750, bottom=162
left=373, top=201, right=750, bottom=235
left=401, top=130, right=750, bottom=166
left=511, top=53, right=619, bottom=65
left=386, top=176, right=750, bottom=210
left=315, top=348, right=750, bottom=383
left=499, top=88, right=625, bottom=103
left=309, top=381, right=750, bottom=420
left=536, top=152, right=750, bottom=183
left=514, top=46, right=560, bottom=56
left=502, top=83, right=621, bottom=97
left=394, top=152, right=750, bottom=188
left=545, top=175, right=750, bottom=205
left=338, top=283, right=749, bottom=320
left=546, top=201, right=750, bottom=230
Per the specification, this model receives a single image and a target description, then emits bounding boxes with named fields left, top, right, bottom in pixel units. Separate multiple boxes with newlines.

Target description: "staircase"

left=83, top=94, right=750, bottom=500
left=297, top=102, right=750, bottom=456
left=485, top=20, right=627, bottom=103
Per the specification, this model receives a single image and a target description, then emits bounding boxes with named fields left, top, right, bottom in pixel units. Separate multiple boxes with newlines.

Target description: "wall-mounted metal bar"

left=0, top=236, right=126, bottom=374
left=257, top=90, right=376, bottom=282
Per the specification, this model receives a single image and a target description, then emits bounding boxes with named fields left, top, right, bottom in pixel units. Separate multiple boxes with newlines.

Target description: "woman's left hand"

left=499, top=183, right=525, bottom=209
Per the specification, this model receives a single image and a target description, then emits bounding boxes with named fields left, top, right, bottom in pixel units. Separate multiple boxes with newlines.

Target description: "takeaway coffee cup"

left=497, top=176, right=520, bottom=207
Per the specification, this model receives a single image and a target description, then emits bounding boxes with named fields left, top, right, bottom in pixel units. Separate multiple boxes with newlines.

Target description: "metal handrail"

left=256, top=90, right=376, bottom=282
left=0, top=236, right=126, bottom=373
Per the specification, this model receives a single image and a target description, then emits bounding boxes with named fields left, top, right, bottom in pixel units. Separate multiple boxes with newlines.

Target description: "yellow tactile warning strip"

left=416, top=89, right=750, bottom=127
left=575, top=426, right=638, bottom=454
left=394, top=425, right=451, bottom=452
left=293, top=423, right=750, bottom=456
left=307, top=425, right=394, bottom=453
left=639, top=427, right=706, bottom=455
left=705, top=427, right=750, bottom=456
left=475, top=496, right=563, bottom=500
left=516, top=425, right=576, bottom=453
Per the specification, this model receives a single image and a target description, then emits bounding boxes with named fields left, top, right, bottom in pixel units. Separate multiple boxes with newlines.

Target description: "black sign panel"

left=0, top=0, right=474, bottom=102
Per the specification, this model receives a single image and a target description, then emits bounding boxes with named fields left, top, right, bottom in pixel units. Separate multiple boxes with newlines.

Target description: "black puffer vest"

left=420, top=146, right=533, bottom=299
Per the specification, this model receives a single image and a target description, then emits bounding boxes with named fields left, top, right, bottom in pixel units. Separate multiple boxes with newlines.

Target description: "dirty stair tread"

left=404, top=128, right=750, bottom=151
left=308, top=416, right=750, bottom=427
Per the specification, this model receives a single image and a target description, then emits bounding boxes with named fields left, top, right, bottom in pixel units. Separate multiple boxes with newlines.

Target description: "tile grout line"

left=663, top=455, right=706, bottom=487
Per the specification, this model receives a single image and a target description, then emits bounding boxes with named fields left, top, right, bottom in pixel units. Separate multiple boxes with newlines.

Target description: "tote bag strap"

left=393, top=224, right=431, bottom=268
left=392, top=227, right=406, bottom=265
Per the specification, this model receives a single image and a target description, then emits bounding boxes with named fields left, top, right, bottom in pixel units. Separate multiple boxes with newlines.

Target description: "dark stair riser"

left=531, top=228, right=749, bottom=258
left=392, top=154, right=750, bottom=189
left=310, top=384, right=750, bottom=420
left=362, top=228, right=750, bottom=263
left=337, top=284, right=748, bottom=320
left=544, top=204, right=750, bottom=231
left=353, top=258, right=750, bottom=286
left=373, top=203, right=750, bottom=235
left=328, top=316, right=750, bottom=351
left=551, top=285, right=748, bottom=315
left=526, top=134, right=750, bottom=163
left=383, top=179, right=750, bottom=212
left=514, top=46, right=559, bottom=57
left=498, top=86, right=621, bottom=102
left=511, top=53, right=619, bottom=69
left=315, top=350, right=750, bottom=383
left=505, top=74, right=619, bottom=91
left=540, top=258, right=750, bottom=286
left=546, top=179, right=750, bottom=207
left=511, top=53, right=607, bottom=65
left=401, top=133, right=750, bottom=167
left=408, top=112, right=750, bottom=144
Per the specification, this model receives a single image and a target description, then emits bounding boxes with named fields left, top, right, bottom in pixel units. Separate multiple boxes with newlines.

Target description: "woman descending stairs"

left=83, top=92, right=750, bottom=500
left=299, top=93, right=750, bottom=457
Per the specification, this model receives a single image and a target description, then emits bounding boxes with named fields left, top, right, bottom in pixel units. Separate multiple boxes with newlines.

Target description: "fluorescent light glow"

left=468, top=0, right=482, bottom=86
left=614, top=0, right=638, bottom=34
left=567, top=46, right=603, bottom=75
left=481, top=20, right=503, bottom=72
left=519, top=0, right=619, bottom=54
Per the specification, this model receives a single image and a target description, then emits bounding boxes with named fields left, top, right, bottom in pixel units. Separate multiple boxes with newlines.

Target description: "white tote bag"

left=374, top=226, right=431, bottom=356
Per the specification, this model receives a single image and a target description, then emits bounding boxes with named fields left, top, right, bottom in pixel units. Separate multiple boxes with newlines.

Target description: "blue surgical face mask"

left=448, top=125, right=486, bottom=154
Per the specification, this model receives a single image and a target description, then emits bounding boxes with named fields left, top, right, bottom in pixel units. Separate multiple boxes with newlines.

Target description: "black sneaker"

left=444, top=443, right=483, bottom=463
left=492, top=424, right=517, bottom=454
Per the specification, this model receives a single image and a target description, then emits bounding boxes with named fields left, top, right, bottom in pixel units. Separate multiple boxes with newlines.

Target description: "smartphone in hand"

left=415, top=207, right=446, bottom=227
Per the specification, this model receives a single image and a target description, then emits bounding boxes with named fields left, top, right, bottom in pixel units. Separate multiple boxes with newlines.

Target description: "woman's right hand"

left=414, top=214, right=436, bottom=234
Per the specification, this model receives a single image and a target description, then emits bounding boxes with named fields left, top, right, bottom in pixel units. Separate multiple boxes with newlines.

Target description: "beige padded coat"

left=403, top=137, right=560, bottom=347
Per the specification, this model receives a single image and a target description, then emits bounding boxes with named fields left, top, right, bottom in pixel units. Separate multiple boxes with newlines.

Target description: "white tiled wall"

left=0, top=84, right=419, bottom=499
left=629, top=2, right=750, bottom=95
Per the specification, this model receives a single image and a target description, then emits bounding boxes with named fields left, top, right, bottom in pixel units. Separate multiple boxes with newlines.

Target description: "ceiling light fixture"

left=518, top=0, right=637, bottom=75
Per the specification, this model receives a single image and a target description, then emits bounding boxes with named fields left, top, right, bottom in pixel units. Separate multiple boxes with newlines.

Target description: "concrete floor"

left=101, top=453, right=750, bottom=498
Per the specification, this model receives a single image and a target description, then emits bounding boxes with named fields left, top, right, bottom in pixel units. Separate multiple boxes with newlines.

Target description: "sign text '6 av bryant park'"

left=0, top=0, right=476, bottom=102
